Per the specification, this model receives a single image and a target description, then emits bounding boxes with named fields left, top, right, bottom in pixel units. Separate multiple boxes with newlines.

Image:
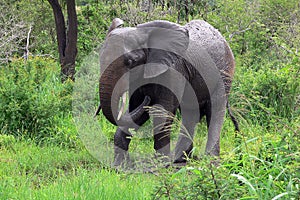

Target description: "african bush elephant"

left=96, top=18, right=239, bottom=167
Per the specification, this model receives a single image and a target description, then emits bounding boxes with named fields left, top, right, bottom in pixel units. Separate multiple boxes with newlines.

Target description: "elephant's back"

left=185, top=20, right=225, bottom=49
left=185, top=20, right=235, bottom=94
left=184, top=20, right=230, bottom=67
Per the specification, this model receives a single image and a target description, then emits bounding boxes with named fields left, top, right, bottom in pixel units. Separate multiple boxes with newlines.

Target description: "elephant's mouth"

left=116, top=94, right=151, bottom=128
left=96, top=92, right=150, bottom=128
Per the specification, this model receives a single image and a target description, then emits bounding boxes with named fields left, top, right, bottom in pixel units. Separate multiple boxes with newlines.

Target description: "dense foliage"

left=0, top=0, right=299, bottom=199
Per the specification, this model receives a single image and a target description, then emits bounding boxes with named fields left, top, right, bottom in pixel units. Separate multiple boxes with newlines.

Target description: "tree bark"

left=47, top=0, right=78, bottom=82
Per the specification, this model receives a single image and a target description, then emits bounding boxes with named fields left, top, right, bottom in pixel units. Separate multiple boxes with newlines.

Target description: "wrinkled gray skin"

left=98, top=18, right=239, bottom=167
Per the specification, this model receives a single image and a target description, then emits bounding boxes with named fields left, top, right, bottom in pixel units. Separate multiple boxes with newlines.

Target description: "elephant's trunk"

left=99, top=56, right=150, bottom=127
left=99, top=56, right=125, bottom=125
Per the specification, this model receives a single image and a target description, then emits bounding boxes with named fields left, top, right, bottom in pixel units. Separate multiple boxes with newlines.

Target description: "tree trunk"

left=177, top=0, right=180, bottom=23
left=47, top=0, right=78, bottom=82
left=184, top=0, right=189, bottom=22
left=161, top=0, right=165, bottom=10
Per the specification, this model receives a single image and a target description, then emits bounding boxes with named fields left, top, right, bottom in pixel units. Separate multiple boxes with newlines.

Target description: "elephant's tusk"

left=117, top=92, right=127, bottom=121
left=94, top=104, right=102, bottom=118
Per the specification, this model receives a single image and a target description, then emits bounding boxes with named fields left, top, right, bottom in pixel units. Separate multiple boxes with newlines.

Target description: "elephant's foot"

left=210, top=157, right=220, bottom=167
left=167, top=162, right=187, bottom=171
left=154, top=152, right=171, bottom=165
left=173, top=156, right=188, bottom=164
left=205, top=138, right=220, bottom=157
left=173, top=143, right=193, bottom=163
left=113, top=146, right=132, bottom=168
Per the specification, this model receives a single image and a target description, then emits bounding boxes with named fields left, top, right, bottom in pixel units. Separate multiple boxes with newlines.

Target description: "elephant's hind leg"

left=205, top=85, right=226, bottom=156
left=174, top=109, right=199, bottom=163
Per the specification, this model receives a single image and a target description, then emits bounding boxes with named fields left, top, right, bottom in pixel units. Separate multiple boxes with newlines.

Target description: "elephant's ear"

left=137, top=20, right=189, bottom=54
left=107, top=18, right=124, bottom=35
left=137, top=21, right=189, bottom=78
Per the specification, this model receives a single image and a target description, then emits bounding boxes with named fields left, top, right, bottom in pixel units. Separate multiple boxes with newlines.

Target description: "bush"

left=0, top=57, right=73, bottom=142
left=230, top=57, right=299, bottom=125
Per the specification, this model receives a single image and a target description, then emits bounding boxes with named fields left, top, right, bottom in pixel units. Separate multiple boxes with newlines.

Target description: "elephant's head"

left=99, top=18, right=189, bottom=126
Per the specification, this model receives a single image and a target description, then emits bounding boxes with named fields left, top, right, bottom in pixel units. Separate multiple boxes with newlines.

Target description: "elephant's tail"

left=226, top=101, right=240, bottom=132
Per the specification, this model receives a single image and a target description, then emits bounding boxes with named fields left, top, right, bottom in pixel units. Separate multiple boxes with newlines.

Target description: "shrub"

left=0, top=57, right=73, bottom=142
left=230, top=57, right=299, bottom=125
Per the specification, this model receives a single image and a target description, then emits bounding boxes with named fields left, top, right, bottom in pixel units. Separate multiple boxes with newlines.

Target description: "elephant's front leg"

left=152, top=105, right=175, bottom=161
left=114, top=112, right=150, bottom=167
left=113, top=127, right=132, bottom=167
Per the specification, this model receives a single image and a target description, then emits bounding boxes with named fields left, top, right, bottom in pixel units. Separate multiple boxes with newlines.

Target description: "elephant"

left=95, top=18, right=239, bottom=167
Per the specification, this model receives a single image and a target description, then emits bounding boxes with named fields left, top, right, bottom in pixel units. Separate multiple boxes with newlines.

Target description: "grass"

left=1, top=117, right=299, bottom=199
left=0, top=139, right=155, bottom=200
